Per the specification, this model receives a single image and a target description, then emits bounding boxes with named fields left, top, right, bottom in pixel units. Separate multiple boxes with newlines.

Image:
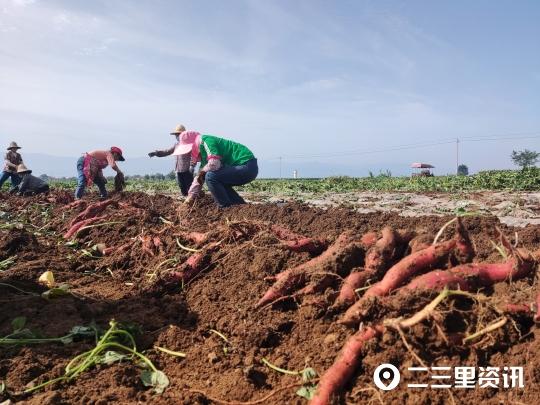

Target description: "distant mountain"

left=22, top=153, right=415, bottom=178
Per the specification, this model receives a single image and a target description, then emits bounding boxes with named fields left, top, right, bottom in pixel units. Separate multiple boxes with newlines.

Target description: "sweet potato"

left=64, top=200, right=87, bottom=210
left=403, top=249, right=535, bottom=291
left=270, top=225, right=328, bottom=254
left=335, top=227, right=405, bottom=307
left=63, top=215, right=107, bottom=239
left=282, top=237, right=328, bottom=254
left=340, top=239, right=457, bottom=326
left=256, top=231, right=363, bottom=308
left=69, top=200, right=117, bottom=227
left=335, top=269, right=375, bottom=306
left=176, top=231, right=209, bottom=246
left=360, top=231, right=378, bottom=249
left=310, top=326, right=383, bottom=405
left=454, top=217, right=474, bottom=263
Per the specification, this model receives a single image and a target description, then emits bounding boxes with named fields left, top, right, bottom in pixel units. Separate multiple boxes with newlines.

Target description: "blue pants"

left=0, top=171, right=21, bottom=190
left=74, top=156, right=107, bottom=199
left=205, top=158, right=258, bottom=208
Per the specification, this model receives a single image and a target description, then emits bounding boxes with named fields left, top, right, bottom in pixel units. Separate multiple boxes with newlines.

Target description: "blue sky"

left=1, top=0, right=539, bottom=177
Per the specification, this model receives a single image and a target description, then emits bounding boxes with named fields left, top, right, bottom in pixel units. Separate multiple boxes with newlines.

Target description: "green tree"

left=511, top=149, right=539, bottom=169
left=457, top=164, right=469, bottom=176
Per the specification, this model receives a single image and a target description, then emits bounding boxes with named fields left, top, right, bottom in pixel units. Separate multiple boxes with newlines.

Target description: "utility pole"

left=456, top=137, right=459, bottom=174
left=279, top=156, right=282, bottom=180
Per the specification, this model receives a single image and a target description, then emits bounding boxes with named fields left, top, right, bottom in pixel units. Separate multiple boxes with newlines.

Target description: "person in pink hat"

left=175, top=132, right=258, bottom=208
left=75, top=147, right=125, bottom=199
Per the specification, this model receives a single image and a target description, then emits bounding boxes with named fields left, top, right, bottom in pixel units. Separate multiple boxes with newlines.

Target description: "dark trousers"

left=0, top=171, right=21, bottom=189
left=205, top=158, right=258, bottom=208
left=176, top=171, right=194, bottom=196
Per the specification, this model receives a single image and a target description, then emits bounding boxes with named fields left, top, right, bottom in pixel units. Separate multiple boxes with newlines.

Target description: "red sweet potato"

left=270, top=225, right=328, bottom=254
left=310, top=326, right=383, bottom=405
left=64, top=200, right=87, bottom=210
left=360, top=231, right=378, bottom=249
left=176, top=231, right=209, bottom=246
left=403, top=249, right=535, bottom=291
left=63, top=215, right=107, bottom=239
left=335, top=269, right=376, bottom=306
left=256, top=231, right=363, bottom=308
left=282, top=237, right=328, bottom=254
left=454, top=217, right=474, bottom=263
left=69, top=200, right=117, bottom=228
left=340, top=239, right=457, bottom=326
left=335, top=227, right=404, bottom=307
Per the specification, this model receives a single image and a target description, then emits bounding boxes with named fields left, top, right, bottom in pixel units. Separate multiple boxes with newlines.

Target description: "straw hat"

left=16, top=163, right=32, bottom=175
left=7, top=141, right=21, bottom=150
left=170, top=124, right=186, bottom=135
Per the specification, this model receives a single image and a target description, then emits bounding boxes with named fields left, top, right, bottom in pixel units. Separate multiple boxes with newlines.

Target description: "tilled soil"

left=0, top=191, right=539, bottom=405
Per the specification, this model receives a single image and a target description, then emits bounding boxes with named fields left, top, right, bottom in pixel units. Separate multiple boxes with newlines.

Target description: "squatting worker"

left=75, top=147, right=125, bottom=200
left=10, top=164, right=50, bottom=196
left=0, top=141, right=24, bottom=190
left=147, top=124, right=195, bottom=196
left=174, top=132, right=258, bottom=208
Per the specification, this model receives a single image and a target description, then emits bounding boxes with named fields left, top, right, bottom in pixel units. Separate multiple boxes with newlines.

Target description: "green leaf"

left=59, top=335, right=74, bottom=345
left=11, top=316, right=26, bottom=332
left=141, top=370, right=169, bottom=394
left=296, top=385, right=317, bottom=400
left=100, top=350, right=129, bottom=365
left=69, top=326, right=97, bottom=339
left=41, top=284, right=70, bottom=299
left=0, top=380, right=5, bottom=394
left=301, top=367, right=317, bottom=382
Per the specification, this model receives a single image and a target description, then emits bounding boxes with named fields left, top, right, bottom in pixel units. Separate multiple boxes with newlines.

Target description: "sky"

left=1, top=0, right=539, bottom=177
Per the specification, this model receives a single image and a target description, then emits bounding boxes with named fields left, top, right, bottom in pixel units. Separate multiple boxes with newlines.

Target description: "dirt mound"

left=0, top=190, right=539, bottom=404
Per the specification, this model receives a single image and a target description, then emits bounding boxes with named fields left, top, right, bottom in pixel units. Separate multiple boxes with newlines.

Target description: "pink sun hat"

left=173, top=131, right=201, bottom=156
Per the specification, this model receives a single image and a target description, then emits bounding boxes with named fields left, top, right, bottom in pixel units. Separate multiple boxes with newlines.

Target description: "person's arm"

left=149, top=145, right=175, bottom=158
left=106, top=152, right=122, bottom=173
left=4, top=154, right=17, bottom=171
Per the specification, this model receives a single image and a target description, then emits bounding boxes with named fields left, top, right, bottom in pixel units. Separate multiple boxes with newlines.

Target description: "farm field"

left=1, top=188, right=539, bottom=404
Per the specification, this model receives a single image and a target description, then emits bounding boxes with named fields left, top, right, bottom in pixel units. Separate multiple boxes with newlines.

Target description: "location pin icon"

left=373, top=364, right=401, bottom=391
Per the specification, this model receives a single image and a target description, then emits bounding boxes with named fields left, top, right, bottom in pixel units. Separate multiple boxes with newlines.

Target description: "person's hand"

left=184, top=195, right=195, bottom=205
left=148, top=151, right=157, bottom=158
left=196, top=170, right=206, bottom=185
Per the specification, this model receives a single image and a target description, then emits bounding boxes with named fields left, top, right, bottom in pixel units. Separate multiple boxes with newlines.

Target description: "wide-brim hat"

left=7, top=141, right=21, bottom=150
left=110, top=146, right=125, bottom=161
left=170, top=124, right=186, bottom=135
left=173, top=131, right=200, bottom=156
left=16, top=163, right=31, bottom=174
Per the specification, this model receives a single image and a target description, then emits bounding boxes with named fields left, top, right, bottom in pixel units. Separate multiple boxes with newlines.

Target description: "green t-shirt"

left=199, top=135, right=255, bottom=167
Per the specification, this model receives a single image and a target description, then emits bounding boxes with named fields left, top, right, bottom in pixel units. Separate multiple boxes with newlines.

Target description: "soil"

left=0, top=190, right=539, bottom=405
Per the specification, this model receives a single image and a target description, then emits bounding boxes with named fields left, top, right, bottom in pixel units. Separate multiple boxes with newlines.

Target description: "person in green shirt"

left=173, top=132, right=258, bottom=208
